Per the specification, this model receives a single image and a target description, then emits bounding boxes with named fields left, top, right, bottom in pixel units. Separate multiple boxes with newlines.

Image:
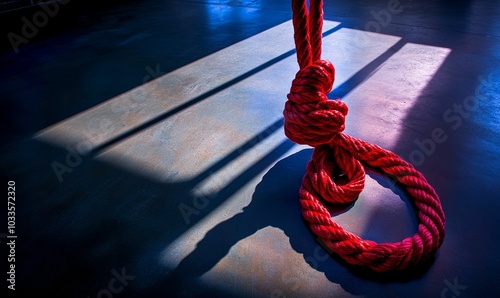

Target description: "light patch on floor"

left=342, top=42, right=451, bottom=148
left=34, top=20, right=339, bottom=183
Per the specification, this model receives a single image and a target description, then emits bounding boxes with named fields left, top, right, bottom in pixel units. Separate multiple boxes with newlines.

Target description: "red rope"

left=285, top=0, right=445, bottom=272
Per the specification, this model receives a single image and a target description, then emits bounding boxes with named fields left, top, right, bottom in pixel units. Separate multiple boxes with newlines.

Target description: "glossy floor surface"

left=1, top=0, right=500, bottom=297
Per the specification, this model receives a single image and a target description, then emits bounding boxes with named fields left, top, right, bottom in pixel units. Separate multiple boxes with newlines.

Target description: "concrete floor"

left=1, top=0, right=500, bottom=297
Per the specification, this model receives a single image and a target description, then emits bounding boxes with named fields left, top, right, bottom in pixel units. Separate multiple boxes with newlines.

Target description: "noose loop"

left=284, top=0, right=445, bottom=272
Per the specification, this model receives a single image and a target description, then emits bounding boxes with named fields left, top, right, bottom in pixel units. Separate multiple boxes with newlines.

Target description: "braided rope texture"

left=285, top=0, right=445, bottom=272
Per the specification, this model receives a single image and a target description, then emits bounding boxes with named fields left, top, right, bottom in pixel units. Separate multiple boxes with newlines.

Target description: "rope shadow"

left=162, top=149, right=435, bottom=296
left=6, top=117, right=290, bottom=296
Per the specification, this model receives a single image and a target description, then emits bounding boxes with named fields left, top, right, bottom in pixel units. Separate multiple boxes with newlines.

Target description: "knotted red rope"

left=284, top=0, right=445, bottom=272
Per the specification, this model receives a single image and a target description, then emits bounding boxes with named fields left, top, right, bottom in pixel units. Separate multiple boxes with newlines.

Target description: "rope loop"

left=303, top=144, right=365, bottom=204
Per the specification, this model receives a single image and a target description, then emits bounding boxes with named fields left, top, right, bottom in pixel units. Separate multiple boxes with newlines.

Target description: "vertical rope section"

left=292, top=0, right=312, bottom=68
left=284, top=0, right=445, bottom=272
left=308, top=0, right=324, bottom=62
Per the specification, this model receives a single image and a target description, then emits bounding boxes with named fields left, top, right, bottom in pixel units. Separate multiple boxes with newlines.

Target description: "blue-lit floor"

left=1, top=0, right=500, bottom=297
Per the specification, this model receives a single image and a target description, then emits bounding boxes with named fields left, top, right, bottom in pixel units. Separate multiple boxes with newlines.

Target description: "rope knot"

left=284, top=60, right=348, bottom=147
